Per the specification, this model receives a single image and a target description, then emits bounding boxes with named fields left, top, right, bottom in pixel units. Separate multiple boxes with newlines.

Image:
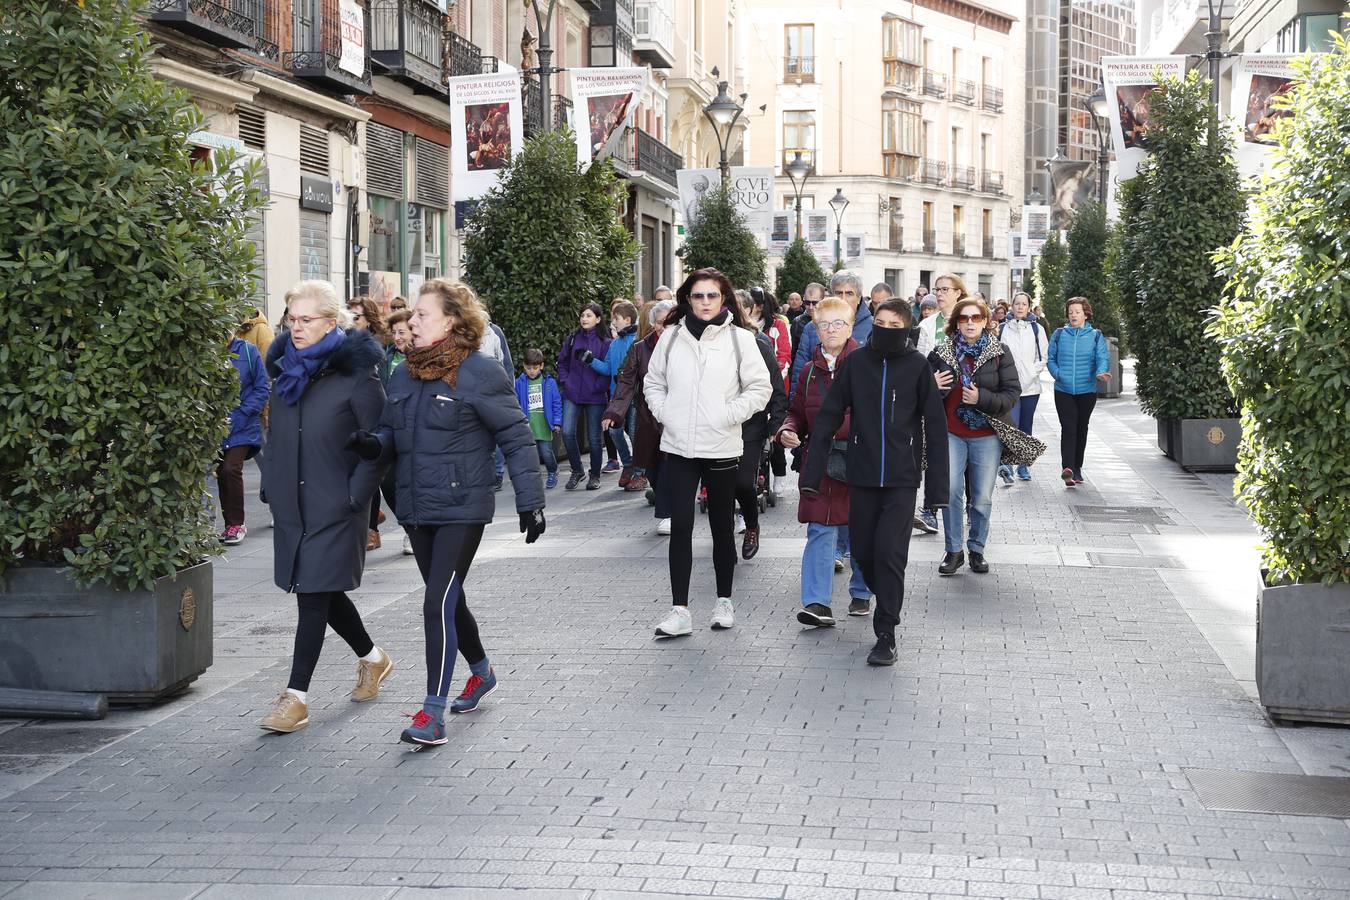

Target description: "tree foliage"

left=464, top=129, right=637, bottom=363
left=1064, top=200, right=1122, bottom=343
left=1032, top=232, right=1068, bottom=329
left=1211, top=40, right=1350, bottom=584
left=775, top=237, right=829, bottom=300
left=680, top=182, right=767, bottom=288
left=1128, top=70, right=1244, bottom=420
left=0, top=0, right=266, bottom=589
left=1115, top=176, right=1146, bottom=369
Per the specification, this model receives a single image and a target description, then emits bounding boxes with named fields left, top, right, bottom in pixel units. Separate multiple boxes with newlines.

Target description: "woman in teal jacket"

left=1046, top=296, right=1111, bottom=487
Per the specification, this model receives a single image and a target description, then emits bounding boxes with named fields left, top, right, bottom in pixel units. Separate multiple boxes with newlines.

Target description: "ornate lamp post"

left=828, top=188, right=850, bottom=268
left=523, top=0, right=560, bottom=133
left=785, top=151, right=810, bottom=240
left=1084, top=88, right=1111, bottom=205
left=702, top=68, right=745, bottom=185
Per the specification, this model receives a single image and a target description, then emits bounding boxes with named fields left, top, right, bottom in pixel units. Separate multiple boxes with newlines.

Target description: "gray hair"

left=284, top=279, right=353, bottom=328
left=649, top=299, right=676, bottom=326
left=830, top=270, right=862, bottom=296
left=653, top=284, right=673, bottom=298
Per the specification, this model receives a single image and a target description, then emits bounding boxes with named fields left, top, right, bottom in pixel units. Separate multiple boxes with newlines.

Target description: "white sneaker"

left=656, top=518, right=672, bottom=536
left=735, top=514, right=746, bottom=534
left=711, top=597, right=735, bottom=630
left=401, top=534, right=414, bottom=556
left=655, top=605, right=692, bottom=637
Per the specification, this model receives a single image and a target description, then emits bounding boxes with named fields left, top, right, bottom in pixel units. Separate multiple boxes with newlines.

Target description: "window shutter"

left=299, top=124, right=329, bottom=176
left=366, top=122, right=406, bottom=198
left=299, top=208, right=330, bottom=280
left=238, top=106, right=266, bottom=151
left=414, top=137, right=450, bottom=209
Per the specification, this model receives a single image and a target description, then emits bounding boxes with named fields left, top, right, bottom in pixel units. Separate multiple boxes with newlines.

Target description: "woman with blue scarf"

left=928, top=297, right=1022, bottom=577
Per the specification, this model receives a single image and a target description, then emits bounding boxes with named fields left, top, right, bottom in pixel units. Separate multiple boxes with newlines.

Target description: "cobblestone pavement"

left=3, top=372, right=1349, bottom=900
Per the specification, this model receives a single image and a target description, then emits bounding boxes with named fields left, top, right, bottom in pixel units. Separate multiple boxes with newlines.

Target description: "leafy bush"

left=464, top=130, right=637, bottom=363
left=775, top=237, right=829, bottom=299
left=1032, top=232, right=1068, bottom=329
left=1064, top=200, right=1123, bottom=343
left=679, top=182, right=766, bottom=288
left=0, top=0, right=265, bottom=590
left=1115, top=176, right=1146, bottom=367
left=1129, top=70, right=1244, bottom=420
left=1211, top=42, right=1350, bottom=585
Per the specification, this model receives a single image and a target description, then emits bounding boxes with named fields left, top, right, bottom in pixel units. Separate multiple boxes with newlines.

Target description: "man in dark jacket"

left=789, top=282, right=826, bottom=357
left=801, top=299, right=949, bottom=667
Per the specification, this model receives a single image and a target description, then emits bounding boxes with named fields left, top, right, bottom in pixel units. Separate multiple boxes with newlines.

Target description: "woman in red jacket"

left=775, top=296, right=870, bottom=626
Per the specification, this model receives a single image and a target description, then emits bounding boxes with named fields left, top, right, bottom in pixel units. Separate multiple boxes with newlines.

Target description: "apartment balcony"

left=953, top=78, right=978, bottom=106
left=915, top=158, right=946, bottom=185
left=884, top=60, right=919, bottom=94
left=951, top=164, right=976, bottom=189
left=922, top=229, right=937, bottom=253
left=922, top=69, right=947, bottom=98
left=589, top=0, right=635, bottom=67
left=522, top=81, right=573, bottom=137
left=576, top=0, right=602, bottom=10
left=286, top=1, right=372, bottom=95
left=982, top=85, right=1004, bottom=112
left=448, top=30, right=482, bottom=78
left=370, top=0, right=447, bottom=97
left=785, top=56, right=815, bottom=83
left=636, top=128, right=680, bottom=188
left=888, top=223, right=903, bottom=251
left=981, top=170, right=1004, bottom=194
left=481, top=56, right=499, bottom=73
left=633, top=0, right=676, bottom=69
left=982, top=236, right=995, bottom=258
left=148, top=0, right=262, bottom=49
left=952, top=234, right=966, bottom=256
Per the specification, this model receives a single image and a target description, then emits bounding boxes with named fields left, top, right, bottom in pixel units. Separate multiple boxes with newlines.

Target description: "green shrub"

left=1211, top=41, right=1350, bottom=584
left=1116, top=176, right=1147, bottom=367
left=775, top=237, right=829, bottom=299
left=679, top=182, right=766, bottom=288
left=1064, top=200, right=1123, bottom=343
left=1032, top=232, right=1068, bottom=329
left=0, top=0, right=265, bottom=590
left=1130, top=70, right=1244, bottom=420
left=463, top=129, right=637, bottom=363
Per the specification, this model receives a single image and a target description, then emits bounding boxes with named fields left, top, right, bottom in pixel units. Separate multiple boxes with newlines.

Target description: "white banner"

left=844, top=233, right=865, bottom=268
left=449, top=72, right=525, bottom=202
left=1010, top=233, right=1030, bottom=270
left=677, top=166, right=774, bottom=240
left=338, top=0, right=365, bottom=77
left=1022, top=204, right=1051, bottom=256
left=568, top=67, right=646, bottom=169
left=769, top=211, right=793, bottom=256
left=802, top=210, right=833, bottom=268
left=1231, top=54, right=1305, bottom=178
left=1101, top=55, right=1187, bottom=181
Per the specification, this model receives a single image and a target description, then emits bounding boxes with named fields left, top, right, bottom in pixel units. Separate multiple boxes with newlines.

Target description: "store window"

left=369, top=194, right=401, bottom=275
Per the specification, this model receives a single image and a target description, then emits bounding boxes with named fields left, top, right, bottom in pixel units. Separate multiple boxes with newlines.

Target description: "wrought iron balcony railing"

left=286, top=0, right=372, bottom=95
left=953, top=78, right=978, bottom=105
left=370, top=0, right=446, bottom=96
left=982, top=85, right=1004, bottom=111
left=922, top=69, right=947, bottom=98
left=951, top=164, right=976, bottom=189
left=148, top=0, right=261, bottom=50
left=981, top=170, right=1004, bottom=194
left=448, top=30, right=482, bottom=78
left=915, top=158, right=946, bottom=185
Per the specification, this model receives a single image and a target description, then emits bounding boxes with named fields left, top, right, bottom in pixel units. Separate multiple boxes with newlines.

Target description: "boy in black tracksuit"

left=801, top=300, right=949, bottom=666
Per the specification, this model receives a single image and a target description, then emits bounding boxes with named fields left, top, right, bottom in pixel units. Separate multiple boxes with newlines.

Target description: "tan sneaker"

left=259, top=692, right=309, bottom=733
left=352, top=648, right=394, bottom=702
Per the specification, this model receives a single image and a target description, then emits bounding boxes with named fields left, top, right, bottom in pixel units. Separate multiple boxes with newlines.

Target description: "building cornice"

left=910, top=0, right=1018, bottom=34
left=241, top=71, right=372, bottom=123
left=151, top=59, right=259, bottom=107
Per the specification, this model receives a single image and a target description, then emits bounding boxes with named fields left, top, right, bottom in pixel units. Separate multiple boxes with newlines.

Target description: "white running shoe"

left=655, top=605, right=692, bottom=637
left=735, top=514, right=746, bottom=534
left=401, top=533, right=414, bottom=556
left=656, top=518, right=672, bottom=536
left=711, top=597, right=735, bottom=630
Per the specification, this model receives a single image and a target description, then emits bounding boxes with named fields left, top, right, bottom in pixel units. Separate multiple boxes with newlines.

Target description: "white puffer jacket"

left=998, top=317, right=1049, bottom=396
left=645, top=317, right=773, bottom=459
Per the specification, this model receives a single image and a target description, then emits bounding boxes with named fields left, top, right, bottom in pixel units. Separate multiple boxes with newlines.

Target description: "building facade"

left=742, top=0, right=1026, bottom=302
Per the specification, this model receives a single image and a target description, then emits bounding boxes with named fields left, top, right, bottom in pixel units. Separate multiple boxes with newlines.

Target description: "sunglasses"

left=804, top=299, right=820, bottom=306
left=690, top=291, right=722, bottom=301
left=957, top=313, right=986, bottom=324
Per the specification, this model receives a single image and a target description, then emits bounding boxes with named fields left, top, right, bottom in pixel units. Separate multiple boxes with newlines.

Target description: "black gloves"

left=344, top=430, right=382, bottom=460
left=519, top=509, right=546, bottom=544
left=575, top=348, right=594, bottom=364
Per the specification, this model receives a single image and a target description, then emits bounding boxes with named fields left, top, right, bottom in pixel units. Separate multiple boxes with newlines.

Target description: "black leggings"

left=287, top=591, right=375, bottom=692
left=1054, top=391, right=1097, bottom=471
left=734, top=439, right=764, bottom=530
left=848, top=486, right=918, bottom=637
left=407, top=523, right=486, bottom=698
left=666, top=453, right=739, bottom=605
left=769, top=443, right=787, bottom=478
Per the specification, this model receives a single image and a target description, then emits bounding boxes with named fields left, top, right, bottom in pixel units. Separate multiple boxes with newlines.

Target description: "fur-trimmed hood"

left=266, top=328, right=385, bottom=380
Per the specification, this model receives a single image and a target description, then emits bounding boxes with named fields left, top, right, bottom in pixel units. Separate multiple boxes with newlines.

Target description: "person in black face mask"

left=800, top=299, right=949, bottom=666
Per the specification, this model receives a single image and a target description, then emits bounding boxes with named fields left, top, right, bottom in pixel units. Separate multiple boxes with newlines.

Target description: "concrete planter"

left=1256, top=572, right=1350, bottom=725
left=1096, top=337, right=1122, bottom=400
left=1173, top=417, right=1240, bottom=472
left=0, top=561, right=212, bottom=705
left=1157, top=417, right=1177, bottom=459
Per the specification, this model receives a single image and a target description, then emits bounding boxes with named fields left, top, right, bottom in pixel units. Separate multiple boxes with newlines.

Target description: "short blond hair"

left=815, top=296, right=856, bottom=324
left=284, top=279, right=352, bottom=328
left=419, top=278, right=488, bottom=350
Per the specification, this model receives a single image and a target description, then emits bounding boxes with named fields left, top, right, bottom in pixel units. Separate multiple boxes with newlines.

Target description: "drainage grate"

left=1072, top=505, right=1175, bottom=525
left=0, top=727, right=134, bottom=756
left=1086, top=552, right=1187, bottom=569
left=1185, top=768, right=1350, bottom=818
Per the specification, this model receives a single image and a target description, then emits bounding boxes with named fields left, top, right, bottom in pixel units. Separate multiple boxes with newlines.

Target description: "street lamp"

left=828, top=188, right=850, bottom=268
left=523, top=0, right=561, bottom=133
left=702, top=68, right=745, bottom=184
left=1083, top=88, right=1111, bottom=204
left=785, top=151, right=810, bottom=240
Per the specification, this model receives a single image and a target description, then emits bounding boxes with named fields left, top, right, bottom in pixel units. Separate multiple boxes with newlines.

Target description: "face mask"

left=870, top=326, right=907, bottom=356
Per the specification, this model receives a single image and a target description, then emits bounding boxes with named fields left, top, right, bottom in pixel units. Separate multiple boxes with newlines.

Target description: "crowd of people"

left=217, top=267, right=1112, bottom=745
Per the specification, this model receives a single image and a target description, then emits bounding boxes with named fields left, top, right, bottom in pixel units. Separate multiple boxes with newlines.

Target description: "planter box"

left=1157, top=417, right=1177, bottom=459
left=1097, top=337, right=1122, bottom=400
left=1173, top=417, right=1239, bottom=472
left=1256, top=572, right=1350, bottom=725
left=0, top=561, right=212, bottom=705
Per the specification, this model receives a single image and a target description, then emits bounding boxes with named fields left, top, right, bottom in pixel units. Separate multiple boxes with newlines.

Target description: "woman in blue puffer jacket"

left=1046, top=296, right=1111, bottom=487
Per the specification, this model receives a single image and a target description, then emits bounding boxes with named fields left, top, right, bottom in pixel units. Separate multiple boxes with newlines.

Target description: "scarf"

left=274, top=328, right=345, bottom=406
left=405, top=335, right=473, bottom=389
left=953, top=331, right=993, bottom=431
left=685, top=308, right=729, bottom=340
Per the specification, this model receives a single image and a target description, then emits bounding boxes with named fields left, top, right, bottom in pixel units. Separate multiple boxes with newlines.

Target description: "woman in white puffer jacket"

left=644, top=267, right=773, bottom=638
left=997, top=291, right=1049, bottom=482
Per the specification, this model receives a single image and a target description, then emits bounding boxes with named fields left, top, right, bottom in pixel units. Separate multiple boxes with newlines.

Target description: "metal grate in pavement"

left=1185, top=768, right=1350, bottom=818
left=1071, top=504, right=1176, bottom=525
left=1087, top=552, right=1187, bottom=569
left=0, top=727, right=133, bottom=756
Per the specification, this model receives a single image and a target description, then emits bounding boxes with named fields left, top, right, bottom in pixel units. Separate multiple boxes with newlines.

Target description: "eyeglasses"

left=290, top=315, right=334, bottom=328
left=351, top=312, right=366, bottom=320
left=957, top=313, right=986, bottom=324
left=934, top=286, right=956, bottom=294
left=819, top=319, right=851, bottom=333
left=803, top=299, right=820, bottom=307
left=690, top=291, right=721, bottom=301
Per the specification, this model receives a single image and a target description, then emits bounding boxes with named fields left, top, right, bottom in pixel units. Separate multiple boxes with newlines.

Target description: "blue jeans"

left=535, top=439, right=558, bottom=475
left=942, top=433, right=1001, bottom=554
left=802, top=523, right=870, bottom=607
left=494, top=446, right=505, bottom=478
left=608, top=424, right=633, bottom=467
left=1016, top=393, right=1039, bottom=434
left=836, top=527, right=850, bottom=558
left=562, top=399, right=605, bottom=477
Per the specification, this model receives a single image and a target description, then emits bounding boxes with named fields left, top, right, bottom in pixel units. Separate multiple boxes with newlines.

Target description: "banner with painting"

left=676, top=167, right=775, bottom=241
left=1100, top=56, right=1187, bottom=181
left=1021, top=203, right=1051, bottom=256
left=449, top=72, right=524, bottom=202
left=803, top=211, right=833, bottom=268
left=568, top=67, right=647, bottom=169
left=844, top=234, right=865, bottom=269
left=1230, top=54, right=1306, bottom=178
left=769, top=212, right=793, bottom=256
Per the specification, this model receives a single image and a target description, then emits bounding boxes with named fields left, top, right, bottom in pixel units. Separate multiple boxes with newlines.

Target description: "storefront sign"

left=300, top=175, right=333, bottom=213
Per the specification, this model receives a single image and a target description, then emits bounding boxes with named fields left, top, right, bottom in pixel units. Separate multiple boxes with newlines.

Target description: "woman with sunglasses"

left=644, top=268, right=772, bottom=637
left=928, top=297, right=1021, bottom=576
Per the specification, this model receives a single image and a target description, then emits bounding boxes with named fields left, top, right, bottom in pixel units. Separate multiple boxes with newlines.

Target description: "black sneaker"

left=565, top=471, right=584, bottom=491
left=867, top=632, right=898, bottom=666
left=586, top=474, right=602, bottom=490
left=796, top=603, right=835, bottom=627
left=848, top=597, right=871, bottom=617
left=969, top=552, right=989, bottom=574
left=938, top=551, right=965, bottom=576
left=493, top=475, right=504, bottom=492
